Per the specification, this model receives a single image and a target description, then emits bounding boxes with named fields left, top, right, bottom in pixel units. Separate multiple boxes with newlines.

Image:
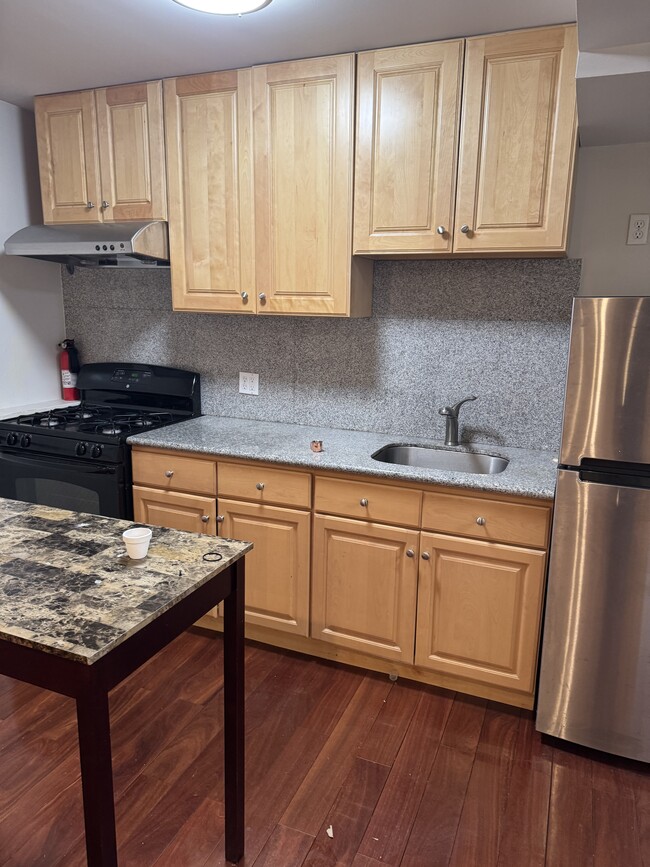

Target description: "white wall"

left=569, top=141, right=650, bottom=295
left=0, top=99, right=66, bottom=415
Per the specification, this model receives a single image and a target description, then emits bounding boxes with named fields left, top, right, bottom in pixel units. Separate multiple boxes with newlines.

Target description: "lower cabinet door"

left=133, top=485, right=216, bottom=534
left=312, top=514, right=419, bottom=663
left=415, top=532, right=546, bottom=694
left=219, top=498, right=310, bottom=636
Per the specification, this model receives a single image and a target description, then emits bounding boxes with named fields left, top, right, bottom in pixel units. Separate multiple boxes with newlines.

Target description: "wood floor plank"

left=546, top=763, right=594, bottom=867
left=636, top=788, right=650, bottom=867
left=303, top=757, right=390, bottom=867
left=153, top=796, right=225, bottom=867
left=253, top=825, right=314, bottom=867
left=593, top=787, right=642, bottom=867
left=400, top=745, right=475, bottom=867
left=356, top=680, right=421, bottom=766
left=440, top=694, right=487, bottom=755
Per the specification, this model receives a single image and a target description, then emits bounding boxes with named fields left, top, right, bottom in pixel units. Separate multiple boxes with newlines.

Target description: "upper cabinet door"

left=95, top=81, right=167, bottom=222
left=164, top=70, right=255, bottom=313
left=34, top=91, right=101, bottom=224
left=454, top=25, right=578, bottom=254
left=354, top=40, right=464, bottom=255
left=253, top=55, right=365, bottom=316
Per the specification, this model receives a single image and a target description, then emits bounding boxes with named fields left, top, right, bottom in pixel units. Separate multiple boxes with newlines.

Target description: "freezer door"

left=560, top=296, right=650, bottom=466
left=537, top=469, right=650, bottom=761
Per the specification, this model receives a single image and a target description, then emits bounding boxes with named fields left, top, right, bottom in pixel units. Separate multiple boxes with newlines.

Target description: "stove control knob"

left=20, top=435, right=31, bottom=448
left=6, top=433, right=18, bottom=446
left=91, top=444, right=103, bottom=459
left=76, top=442, right=88, bottom=456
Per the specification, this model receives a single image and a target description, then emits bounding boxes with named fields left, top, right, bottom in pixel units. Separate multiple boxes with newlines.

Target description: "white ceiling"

left=0, top=0, right=576, bottom=109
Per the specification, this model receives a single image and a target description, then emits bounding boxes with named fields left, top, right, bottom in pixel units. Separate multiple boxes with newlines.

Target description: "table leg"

left=223, top=558, right=245, bottom=863
left=76, top=689, right=118, bottom=867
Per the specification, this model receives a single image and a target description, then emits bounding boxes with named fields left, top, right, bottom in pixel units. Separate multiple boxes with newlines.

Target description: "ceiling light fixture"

left=172, top=0, right=272, bottom=14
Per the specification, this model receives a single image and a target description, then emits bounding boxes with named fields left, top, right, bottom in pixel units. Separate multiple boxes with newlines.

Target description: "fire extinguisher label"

left=61, top=371, right=78, bottom=388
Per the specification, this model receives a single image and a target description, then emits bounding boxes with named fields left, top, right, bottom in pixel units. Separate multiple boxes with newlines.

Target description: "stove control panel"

left=111, top=368, right=153, bottom=383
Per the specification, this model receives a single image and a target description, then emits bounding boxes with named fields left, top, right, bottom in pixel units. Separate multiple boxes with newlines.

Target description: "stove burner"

left=133, top=418, right=153, bottom=427
left=101, top=424, right=123, bottom=436
left=40, top=417, right=60, bottom=427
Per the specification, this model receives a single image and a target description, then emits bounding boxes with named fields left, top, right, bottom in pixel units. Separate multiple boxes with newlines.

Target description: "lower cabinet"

left=415, top=532, right=546, bottom=693
left=133, top=485, right=217, bottom=535
left=311, top=514, right=419, bottom=663
left=219, top=498, right=310, bottom=636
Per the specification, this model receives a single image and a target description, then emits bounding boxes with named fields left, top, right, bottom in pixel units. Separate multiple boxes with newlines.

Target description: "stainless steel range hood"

left=4, top=221, right=169, bottom=269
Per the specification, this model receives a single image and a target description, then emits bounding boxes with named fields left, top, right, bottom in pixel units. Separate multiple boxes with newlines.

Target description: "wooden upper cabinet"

left=253, top=55, right=372, bottom=316
left=164, top=70, right=255, bottom=313
left=35, top=90, right=102, bottom=224
left=95, top=81, right=167, bottom=222
left=454, top=24, right=578, bottom=254
left=354, top=40, right=464, bottom=255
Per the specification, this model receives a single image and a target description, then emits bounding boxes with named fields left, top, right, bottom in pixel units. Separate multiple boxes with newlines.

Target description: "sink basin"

left=371, top=444, right=509, bottom=475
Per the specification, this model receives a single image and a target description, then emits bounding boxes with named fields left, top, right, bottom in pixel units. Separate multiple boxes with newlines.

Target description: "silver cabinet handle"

left=360, top=498, right=369, bottom=507
left=421, top=551, right=431, bottom=560
left=256, top=482, right=265, bottom=491
left=406, top=548, right=415, bottom=558
left=476, top=516, right=486, bottom=525
left=216, top=515, right=225, bottom=523
left=165, top=470, right=174, bottom=478
left=259, top=293, right=267, bottom=302
left=201, top=515, right=210, bottom=523
left=241, top=291, right=248, bottom=301
left=101, top=200, right=110, bottom=209
left=86, top=201, right=94, bottom=209
left=436, top=226, right=446, bottom=235
left=460, top=224, right=471, bottom=234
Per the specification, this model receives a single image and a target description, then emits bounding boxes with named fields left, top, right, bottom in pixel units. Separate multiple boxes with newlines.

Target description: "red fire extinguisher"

left=58, top=339, right=80, bottom=401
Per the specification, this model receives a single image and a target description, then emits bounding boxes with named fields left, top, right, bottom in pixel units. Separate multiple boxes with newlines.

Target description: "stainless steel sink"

left=371, top=444, right=509, bottom=475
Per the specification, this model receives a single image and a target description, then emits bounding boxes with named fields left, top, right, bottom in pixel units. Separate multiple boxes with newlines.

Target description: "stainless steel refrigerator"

left=537, top=295, right=650, bottom=762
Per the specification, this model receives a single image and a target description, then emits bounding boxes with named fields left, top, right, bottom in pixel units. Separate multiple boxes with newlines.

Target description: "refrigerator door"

left=537, top=469, right=650, bottom=761
left=560, top=296, right=650, bottom=467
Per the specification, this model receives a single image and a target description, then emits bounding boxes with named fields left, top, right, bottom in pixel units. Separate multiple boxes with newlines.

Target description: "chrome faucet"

left=438, top=395, right=477, bottom=447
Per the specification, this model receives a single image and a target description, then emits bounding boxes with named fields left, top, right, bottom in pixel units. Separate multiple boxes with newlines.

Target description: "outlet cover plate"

left=239, top=372, right=259, bottom=395
left=627, top=214, right=649, bottom=245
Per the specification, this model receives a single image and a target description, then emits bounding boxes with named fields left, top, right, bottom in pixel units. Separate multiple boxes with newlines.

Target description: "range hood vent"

left=4, top=221, right=169, bottom=270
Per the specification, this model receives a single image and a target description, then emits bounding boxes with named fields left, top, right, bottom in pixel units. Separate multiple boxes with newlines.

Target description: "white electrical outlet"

left=239, top=372, right=259, bottom=395
left=627, top=214, right=649, bottom=245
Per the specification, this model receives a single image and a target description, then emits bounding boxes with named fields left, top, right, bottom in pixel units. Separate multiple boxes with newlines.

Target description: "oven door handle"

left=0, top=452, right=118, bottom=475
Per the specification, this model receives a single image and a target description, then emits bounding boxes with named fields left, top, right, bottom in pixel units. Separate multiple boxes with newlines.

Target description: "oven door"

left=0, top=450, right=131, bottom=519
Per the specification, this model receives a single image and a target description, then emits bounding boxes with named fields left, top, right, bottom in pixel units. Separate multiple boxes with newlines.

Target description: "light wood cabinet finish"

left=314, top=476, right=421, bottom=527
left=354, top=40, right=464, bottom=255
left=220, top=499, right=310, bottom=636
left=253, top=55, right=372, bottom=316
left=312, top=514, right=419, bottom=663
left=218, top=461, right=311, bottom=508
left=131, top=450, right=216, bottom=496
left=416, top=532, right=546, bottom=693
left=454, top=25, right=578, bottom=254
left=35, top=90, right=102, bottom=224
left=133, top=485, right=216, bottom=535
left=164, top=70, right=255, bottom=313
left=422, top=490, right=550, bottom=548
left=95, top=81, right=167, bottom=222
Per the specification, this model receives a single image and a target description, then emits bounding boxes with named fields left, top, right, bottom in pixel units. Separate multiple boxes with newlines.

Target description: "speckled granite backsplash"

left=62, top=258, right=581, bottom=450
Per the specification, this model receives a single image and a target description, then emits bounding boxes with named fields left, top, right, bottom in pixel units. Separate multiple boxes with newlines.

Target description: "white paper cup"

left=123, top=527, right=153, bottom=560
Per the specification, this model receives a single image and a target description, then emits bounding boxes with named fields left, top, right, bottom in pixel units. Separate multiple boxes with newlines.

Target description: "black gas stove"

left=0, top=363, right=200, bottom=519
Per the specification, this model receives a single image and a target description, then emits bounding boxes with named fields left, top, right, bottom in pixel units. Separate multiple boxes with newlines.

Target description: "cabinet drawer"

left=133, top=486, right=216, bottom=535
left=218, top=462, right=311, bottom=508
left=132, top=450, right=216, bottom=496
left=422, top=491, right=550, bottom=548
left=314, top=476, right=421, bottom=527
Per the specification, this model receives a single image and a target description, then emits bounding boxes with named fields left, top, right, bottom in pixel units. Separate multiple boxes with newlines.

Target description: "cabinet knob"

left=201, top=515, right=210, bottom=523
left=258, top=293, right=267, bottom=302
left=406, top=548, right=415, bottom=558
left=476, top=516, right=486, bottom=525
left=216, top=515, right=225, bottom=523
left=86, top=201, right=94, bottom=209
left=165, top=470, right=174, bottom=478
left=460, top=224, right=471, bottom=234
left=359, top=498, right=369, bottom=507
left=101, top=200, right=110, bottom=210
left=256, top=482, right=265, bottom=491
left=436, top=225, right=446, bottom=235
left=241, top=291, right=249, bottom=301
left=421, top=551, right=431, bottom=560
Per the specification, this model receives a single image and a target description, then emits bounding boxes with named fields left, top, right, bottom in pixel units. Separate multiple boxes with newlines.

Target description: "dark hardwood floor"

left=0, top=628, right=647, bottom=866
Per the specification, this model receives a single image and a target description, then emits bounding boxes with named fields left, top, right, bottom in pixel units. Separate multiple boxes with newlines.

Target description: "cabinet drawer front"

left=133, top=486, right=216, bottom=535
left=132, top=450, right=216, bottom=495
left=314, top=476, right=421, bottom=527
left=422, top=491, right=549, bottom=548
left=218, top=462, right=311, bottom=508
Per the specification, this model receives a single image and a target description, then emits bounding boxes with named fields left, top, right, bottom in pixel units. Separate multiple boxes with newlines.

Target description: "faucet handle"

left=439, top=395, right=478, bottom=417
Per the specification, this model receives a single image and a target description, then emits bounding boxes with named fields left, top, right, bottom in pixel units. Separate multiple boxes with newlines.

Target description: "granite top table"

left=0, top=496, right=251, bottom=866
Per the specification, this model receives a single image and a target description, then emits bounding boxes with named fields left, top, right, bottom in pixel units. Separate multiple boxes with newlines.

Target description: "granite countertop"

left=129, top=416, right=558, bottom=500
left=0, top=498, right=251, bottom=664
